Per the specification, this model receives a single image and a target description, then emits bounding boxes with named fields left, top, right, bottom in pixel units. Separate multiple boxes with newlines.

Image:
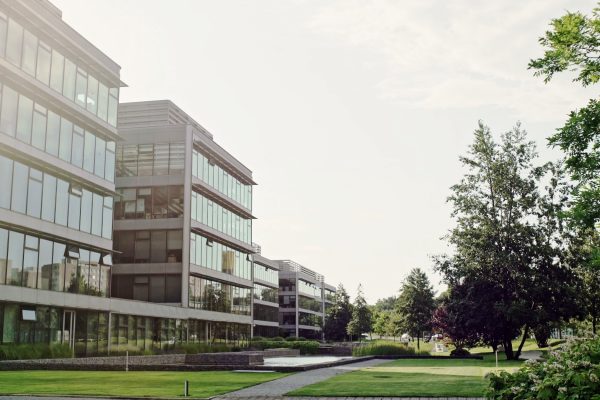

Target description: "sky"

left=53, top=0, right=600, bottom=303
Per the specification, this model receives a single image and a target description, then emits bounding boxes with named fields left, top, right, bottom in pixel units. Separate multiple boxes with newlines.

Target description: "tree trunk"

left=514, top=325, right=530, bottom=360
left=491, top=343, right=498, bottom=353
left=503, top=339, right=514, bottom=360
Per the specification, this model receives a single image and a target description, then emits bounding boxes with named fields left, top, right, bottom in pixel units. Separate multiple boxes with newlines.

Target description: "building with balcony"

left=251, top=244, right=279, bottom=338
left=277, top=260, right=335, bottom=339
left=112, top=100, right=256, bottom=346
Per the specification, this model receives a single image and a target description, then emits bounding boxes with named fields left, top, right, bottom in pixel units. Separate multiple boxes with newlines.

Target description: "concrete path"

left=218, top=358, right=390, bottom=398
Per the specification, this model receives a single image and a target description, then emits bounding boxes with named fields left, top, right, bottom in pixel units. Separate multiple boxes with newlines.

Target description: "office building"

left=278, top=260, right=335, bottom=339
left=251, top=244, right=279, bottom=338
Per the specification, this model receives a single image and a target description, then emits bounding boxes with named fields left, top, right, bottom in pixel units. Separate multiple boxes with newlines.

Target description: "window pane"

left=83, top=131, right=95, bottom=173
left=31, top=107, right=47, bottom=150
left=86, top=75, right=98, bottom=114
left=169, top=143, right=184, bottom=175
left=75, top=69, right=87, bottom=108
left=62, top=59, right=76, bottom=101
left=0, top=155, right=13, bottom=209
left=71, top=128, right=84, bottom=168
left=138, top=144, right=153, bottom=176
left=150, top=231, right=166, bottom=263
left=11, top=161, right=28, bottom=213
left=7, top=231, right=24, bottom=286
left=6, top=19, right=23, bottom=67
left=80, top=189, right=92, bottom=233
left=0, top=85, right=18, bottom=136
left=68, top=191, right=81, bottom=230
left=154, top=144, right=169, bottom=175
left=97, top=83, right=108, bottom=121
left=38, top=239, right=53, bottom=290
left=21, top=30, right=37, bottom=76
left=0, top=16, right=7, bottom=58
left=26, top=168, right=42, bottom=218
left=23, top=245, right=38, bottom=289
left=105, top=149, right=115, bottom=182
left=58, top=118, right=72, bottom=162
left=45, top=111, right=60, bottom=156
left=0, top=228, right=8, bottom=285
left=122, top=145, right=137, bottom=176
left=49, top=49, right=64, bottom=93
left=94, top=136, right=105, bottom=177
left=102, top=197, right=112, bottom=239
left=91, top=193, right=102, bottom=236
left=107, top=93, right=117, bottom=127
left=36, top=42, right=51, bottom=85
left=55, top=179, right=69, bottom=225
left=16, top=94, right=33, bottom=144
left=41, top=174, right=56, bottom=222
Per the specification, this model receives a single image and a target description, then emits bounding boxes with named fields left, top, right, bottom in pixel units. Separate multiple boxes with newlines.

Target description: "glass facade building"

left=251, top=253, right=280, bottom=338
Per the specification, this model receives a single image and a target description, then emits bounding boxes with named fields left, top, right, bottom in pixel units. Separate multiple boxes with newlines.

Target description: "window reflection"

left=188, top=275, right=251, bottom=315
left=191, top=191, right=252, bottom=244
left=189, top=232, right=252, bottom=280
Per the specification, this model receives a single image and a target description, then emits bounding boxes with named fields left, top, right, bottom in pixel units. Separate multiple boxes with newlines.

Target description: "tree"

left=347, top=285, right=372, bottom=341
left=374, top=296, right=397, bottom=311
left=396, top=268, right=436, bottom=351
left=323, top=284, right=353, bottom=341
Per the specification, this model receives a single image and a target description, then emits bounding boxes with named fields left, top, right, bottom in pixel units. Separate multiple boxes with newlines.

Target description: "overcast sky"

left=53, top=0, right=599, bottom=303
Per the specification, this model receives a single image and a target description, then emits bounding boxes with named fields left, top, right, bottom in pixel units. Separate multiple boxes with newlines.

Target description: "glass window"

left=16, top=94, right=33, bottom=144
left=167, top=231, right=182, bottom=262
left=105, top=146, right=115, bottom=182
left=58, top=118, right=72, bottom=162
left=75, top=69, right=87, bottom=108
left=150, top=231, right=166, bottom=263
left=52, top=242, right=66, bottom=292
left=26, top=168, right=42, bottom=218
left=91, top=193, right=102, bottom=236
left=0, top=228, right=7, bottom=285
left=71, top=127, right=84, bottom=168
left=102, top=196, right=112, bottom=239
left=38, top=238, right=53, bottom=290
left=0, top=15, right=7, bottom=57
left=21, top=30, right=37, bottom=76
left=152, top=187, right=168, bottom=219
left=49, top=49, right=64, bottom=93
left=0, top=155, right=13, bottom=209
left=0, top=85, right=18, bottom=136
left=36, top=41, right=51, bottom=86
left=86, top=75, right=98, bottom=114
left=31, top=104, right=47, bottom=150
left=6, top=18, right=23, bottom=67
left=45, top=110, right=60, bottom=156
left=94, top=136, right=105, bottom=177
left=168, top=186, right=184, bottom=218
left=68, top=185, right=81, bottom=230
left=153, top=143, right=169, bottom=175
left=169, top=143, right=184, bottom=175
left=83, top=130, right=95, bottom=173
left=11, top=161, right=28, bottom=214
left=7, top=231, right=24, bottom=286
left=138, top=144, right=153, bottom=176
left=62, top=59, right=76, bottom=101
left=41, top=174, right=56, bottom=222
left=97, top=83, right=108, bottom=121
left=107, top=88, right=118, bottom=127
left=80, top=189, right=92, bottom=233
left=23, top=235, right=38, bottom=289
left=55, top=179, right=69, bottom=226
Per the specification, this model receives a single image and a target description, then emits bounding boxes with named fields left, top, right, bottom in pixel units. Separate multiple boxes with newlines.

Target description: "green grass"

left=0, top=370, right=290, bottom=398
left=288, top=357, right=523, bottom=397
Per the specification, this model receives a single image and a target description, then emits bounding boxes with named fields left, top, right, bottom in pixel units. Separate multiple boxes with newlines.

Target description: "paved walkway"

left=217, top=397, right=483, bottom=400
left=218, top=358, right=390, bottom=398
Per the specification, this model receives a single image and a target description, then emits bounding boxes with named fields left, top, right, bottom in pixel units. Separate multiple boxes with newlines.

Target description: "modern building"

left=277, top=260, right=335, bottom=339
left=112, top=100, right=256, bottom=347
left=0, top=0, right=122, bottom=354
left=251, top=244, right=279, bottom=338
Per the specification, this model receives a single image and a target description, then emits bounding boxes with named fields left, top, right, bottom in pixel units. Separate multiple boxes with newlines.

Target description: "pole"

left=495, top=349, right=498, bottom=371
left=184, top=380, right=189, bottom=397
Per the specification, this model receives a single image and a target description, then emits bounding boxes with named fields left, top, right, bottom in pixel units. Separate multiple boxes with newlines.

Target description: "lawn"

left=287, top=356, right=523, bottom=398
left=0, top=370, right=290, bottom=398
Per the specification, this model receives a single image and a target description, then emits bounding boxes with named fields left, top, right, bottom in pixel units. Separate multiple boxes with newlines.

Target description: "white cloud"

left=309, top=0, right=600, bottom=120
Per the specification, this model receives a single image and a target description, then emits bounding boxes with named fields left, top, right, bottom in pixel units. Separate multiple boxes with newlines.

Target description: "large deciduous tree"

left=396, top=268, right=436, bottom=351
left=435, top=123, right=580, bottom=360
left=323, top=284, right=353, bottom=341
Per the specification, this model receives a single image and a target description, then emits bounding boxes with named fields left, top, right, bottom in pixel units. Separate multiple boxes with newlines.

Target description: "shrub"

left=249, top=339, right=320, bottom=354
left=172, top=342, right=234, bottom=354
left=251, top=336, right=266, bottom=342
left=0, top=343, right=71, bottom=360
left=285, top=336, right=299, bottom=342
left=449, top=348, right=470, bottom=357
left=270, top=336, right=285, bottom=341
left=486, top=336, right=600, bottom=400
left=352, top=342, right=430, bottom=357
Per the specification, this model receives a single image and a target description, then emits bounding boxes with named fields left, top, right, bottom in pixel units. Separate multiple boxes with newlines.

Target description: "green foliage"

left=284, top=336, right=306, bottom=342
left=270, top=336, right=285, bottom=342
left=0, top=343, right=72, bottom=360
left=396, top=268, right=436, bottom=350
left=250, top=340, right=320, bottom=355
left=347, top=284, right=372, bottom=341
left=449, top=348, right=471, bottom=357
left=374, top=296, right=398, bottom=312
left=487, top=336, right=600, bottom=400
left=172, top=342, right=234, bottom=354
left=324, top=284, right=353, bottom=341
left=352, top=342, right=429, bottom=356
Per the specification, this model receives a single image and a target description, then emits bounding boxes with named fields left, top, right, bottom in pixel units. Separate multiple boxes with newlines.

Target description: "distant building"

left=251, top=244, right=280, bottom=338
left=277, top=260, right=335, bottom=339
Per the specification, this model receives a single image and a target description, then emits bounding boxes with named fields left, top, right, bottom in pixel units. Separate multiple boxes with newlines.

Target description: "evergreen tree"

left=323, top=284, right=353, bottom=341
left=347, top=284, right=372, bottom=341
left=396, top=268, right=436, bottom=350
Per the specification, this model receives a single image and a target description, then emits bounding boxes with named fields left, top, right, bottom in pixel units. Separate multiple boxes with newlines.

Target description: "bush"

left=251, top=336, right=265, bottom=342
left=0, top=343, right=71, bottom=360
left=250, top=339, right=320, bottom=354
left=449, top=348, right=471, bottom=357
left=486, top=336, right=600, bottom=400
left=270, top=336, right=285, bottom=341
left=285, top=336, right=299, bottom=342
left=352, top=342, right=430, bottom=357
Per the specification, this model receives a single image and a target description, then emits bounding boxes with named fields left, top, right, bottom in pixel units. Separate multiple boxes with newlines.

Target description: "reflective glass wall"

left=253, top=283, right=278, bottom=303
left=298, top=279, right=322, bottom=298
left=253, top=264, right=278, bottom=286
left=113, top=230, right=183, bottom=264
left=192, top=149, right=252, bottom=209
left=188, top=275, right=251, bottom=316
left=114, top=186, right=184, bottom=220
left=191, top=191, right=251, bottom=244
left=189, top=232, right=251, bottom=280
left=0, top=154, right=113, bottom=239
left=0, top=83, right=116, bottom=182
left=0, top=227, right=110, bottom=296
left=253, top=303, right=278, bottom=323
left=115, top=143, right=184, bottom=177
left=111, top=273, right=181, bottom=303
left=0, top=12, right=119, bottom=126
